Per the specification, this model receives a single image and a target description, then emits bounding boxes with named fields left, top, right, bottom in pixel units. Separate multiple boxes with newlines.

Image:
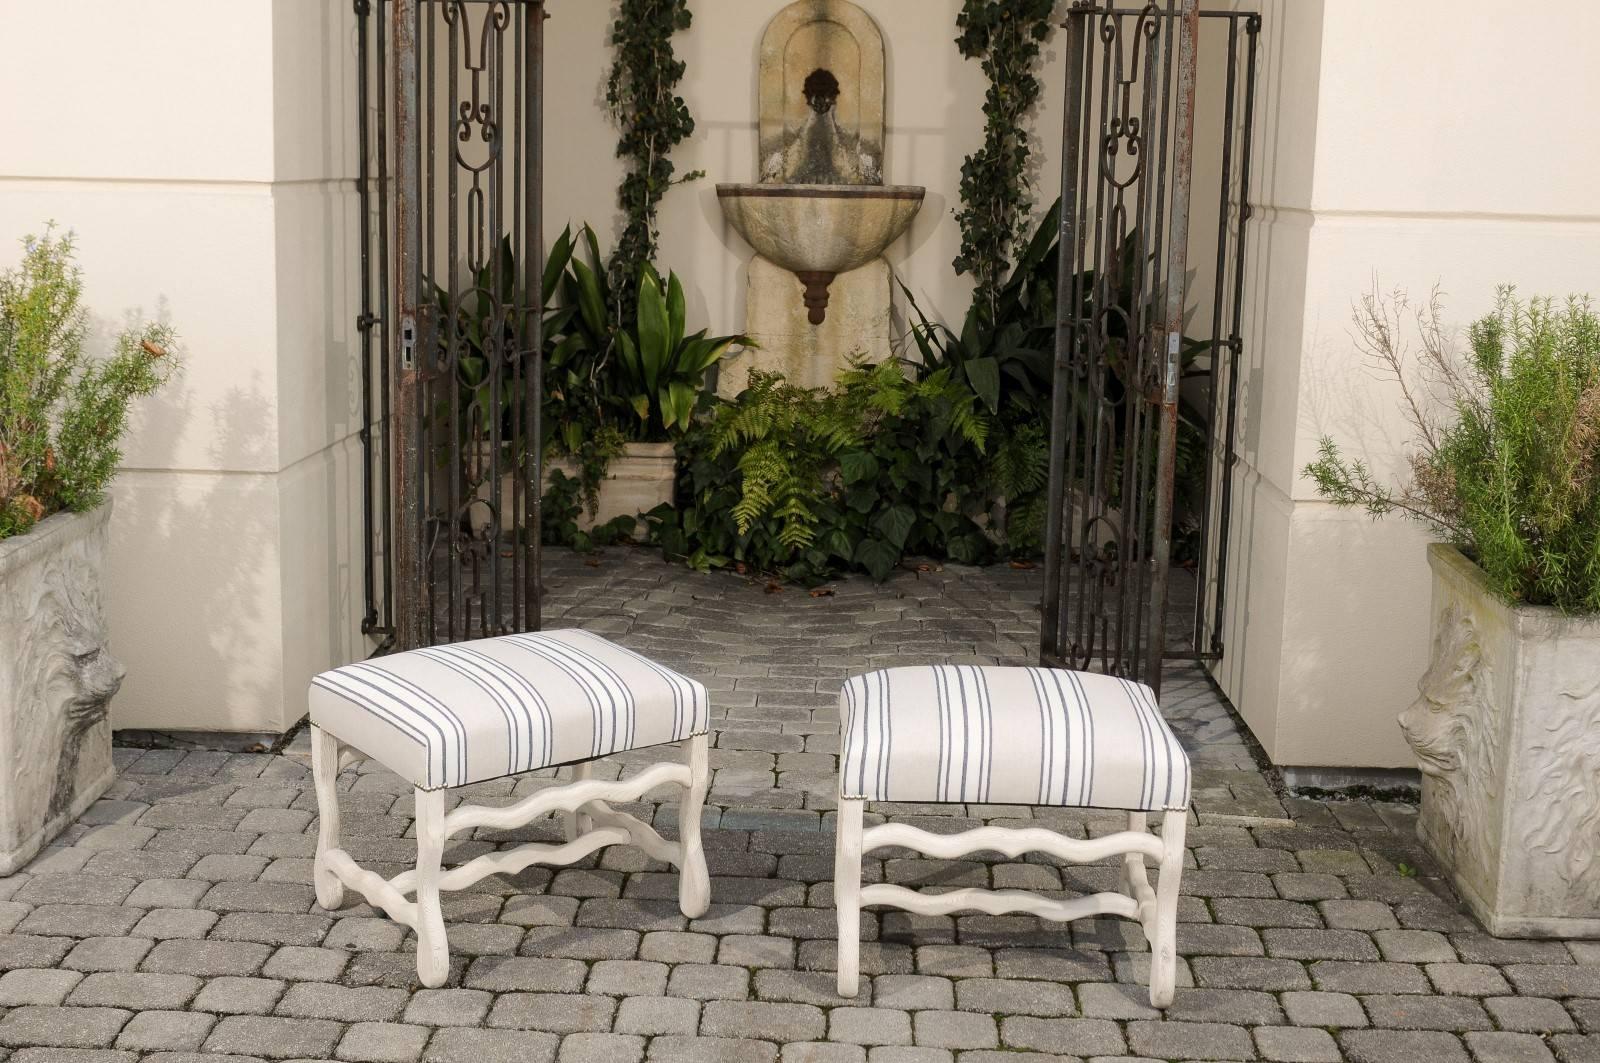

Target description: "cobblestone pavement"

left=2, top=549, right=1596, bottom=1063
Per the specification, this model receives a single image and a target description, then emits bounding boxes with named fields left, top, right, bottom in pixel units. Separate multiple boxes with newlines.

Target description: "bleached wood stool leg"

left=1148, top=808, right=1188, bottom=1007
left=834, top=797, right=865, bottom=997
left=413, top=788, right=451, bottom=988
left=1121, top=811, right=1148, bottom=900
left=677, top=734, right=711, bottom=919
left=310, top=726, right=345, bottom=911
left=563, top=759, right=594, bottom=842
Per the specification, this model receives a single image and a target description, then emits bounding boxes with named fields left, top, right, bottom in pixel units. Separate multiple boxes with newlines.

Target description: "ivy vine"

left=606, top=0, right=703, bottom=322
left=952, top=0, right=1056, bottom=315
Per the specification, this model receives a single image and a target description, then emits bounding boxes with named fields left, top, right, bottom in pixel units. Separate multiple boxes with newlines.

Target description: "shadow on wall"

left=107, top=356, right=279, bottom=733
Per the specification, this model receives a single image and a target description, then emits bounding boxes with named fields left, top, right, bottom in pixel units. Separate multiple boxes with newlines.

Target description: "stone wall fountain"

left=716, top=0, right=924, bottom=393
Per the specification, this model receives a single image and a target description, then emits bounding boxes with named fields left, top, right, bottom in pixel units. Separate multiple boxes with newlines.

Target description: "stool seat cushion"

left=839, top=665, right=1190, bottom=811
left=310, top=629, right=708, bottom=790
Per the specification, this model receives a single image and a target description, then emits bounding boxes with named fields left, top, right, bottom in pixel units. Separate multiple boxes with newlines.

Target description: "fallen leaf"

left=764, top=580, right=783, bottom=594
left=808, top=587, right=835, bottom=598
left=1009, top=559, right=1036, bottom=570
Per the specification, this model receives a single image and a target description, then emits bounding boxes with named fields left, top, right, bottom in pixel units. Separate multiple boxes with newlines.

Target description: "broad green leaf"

left=630, top=393, right=651, bottom=422
left=666, top=271, right=687, bottom=355
left=839, top=450, right=879, bottom=484
left=855, top=538, right=899, bottom=582
left=679, top=335, right=735, bottom=377
left=1010, top=197, right=1062, bottom=281
left=875, top=503, right=916, bottom=549
left=845, top=487, right=878, bottom=514
left=964, top=357, right=1001, bottom=414
left=616, top=330, right=642, bottom=385
left=637, top=272, right=670, bottom=395
left=662, top=381, right=696, bottom=431
left=542, top=225, right=573, bottom=306
left=547, top=333, right=584, bottom=369
left=571, top=258, right=605, bottom=337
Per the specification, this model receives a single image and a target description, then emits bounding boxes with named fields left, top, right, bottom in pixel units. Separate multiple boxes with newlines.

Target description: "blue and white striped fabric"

left=309, top=629, right=708, bottom=790
left=839, top=666, right=1190, bottom=811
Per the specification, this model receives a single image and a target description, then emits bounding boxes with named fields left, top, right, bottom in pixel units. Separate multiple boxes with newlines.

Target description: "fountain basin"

left=717, top=183, right=924, bottom=323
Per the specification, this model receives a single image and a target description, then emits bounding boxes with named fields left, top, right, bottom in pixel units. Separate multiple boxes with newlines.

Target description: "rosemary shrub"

left=1305, top=286, right=1600, bottom=613
left=1, top=228, right=177, bottom=540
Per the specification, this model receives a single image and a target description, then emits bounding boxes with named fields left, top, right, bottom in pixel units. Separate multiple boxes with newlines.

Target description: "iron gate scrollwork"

left=1041, top=1, right=1259, bottom=695
left=357, top=0, right=547, bottom=652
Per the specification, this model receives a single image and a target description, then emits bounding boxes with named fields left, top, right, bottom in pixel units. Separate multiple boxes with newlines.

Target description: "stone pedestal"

left=719, top=255, right=892, bottom=396
left=1402, top=544, right=1600, bottom=938
left=0, top=506, right=122, bottom=875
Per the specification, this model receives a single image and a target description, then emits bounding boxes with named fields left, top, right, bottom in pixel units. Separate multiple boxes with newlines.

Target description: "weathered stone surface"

left=0, top=508, right=121, bottom=875
left=1405, top=546, right=1600, bottom=938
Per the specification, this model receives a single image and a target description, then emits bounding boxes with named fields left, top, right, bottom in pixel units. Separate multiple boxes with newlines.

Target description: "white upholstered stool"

left=307, top=628, right=711, bottom=986
left=834, top=665, right=1192, bottom=1006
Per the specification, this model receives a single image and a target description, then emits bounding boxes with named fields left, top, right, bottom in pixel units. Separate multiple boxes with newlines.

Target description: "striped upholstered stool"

left=307, top=629, right=711, bottom=986
left=834, top=665, right=1192, bottom=1006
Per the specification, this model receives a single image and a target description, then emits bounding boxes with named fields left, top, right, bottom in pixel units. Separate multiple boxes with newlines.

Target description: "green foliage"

left=540, top=465, right=638, bottom=554
left=953, top=0, right=1056, bottom=311
left=1305, top=286, right=1600, bottom=613
left=648, top=362, right=996, bottom=584
left=616, top=268, right=746, bottom=437
left=546, top=223, right=745, bottom=443
left=904, top=202, right=1215, bottom=558
left=0, top=227, right=177, bottom=540
left=606, top=0, right=703, bottom=321
left=430, top=233, right=565, bottom=440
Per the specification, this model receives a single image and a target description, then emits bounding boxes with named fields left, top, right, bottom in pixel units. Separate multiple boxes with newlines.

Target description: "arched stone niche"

left=758, top=0, right=885, bottom=184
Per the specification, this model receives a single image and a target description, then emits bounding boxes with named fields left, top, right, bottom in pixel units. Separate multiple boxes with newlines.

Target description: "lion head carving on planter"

left=1398, top=604, right=1501, bottom=874
left=29, top=561, right=125, bottom=822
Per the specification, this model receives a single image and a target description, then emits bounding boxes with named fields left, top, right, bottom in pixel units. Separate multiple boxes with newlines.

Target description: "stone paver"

left=2, top=550, right=1596, bottom=1063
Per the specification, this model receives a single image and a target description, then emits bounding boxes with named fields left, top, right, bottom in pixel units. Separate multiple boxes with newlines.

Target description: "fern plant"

left=707, top=370, right=858, bottom=553
left=1305, top=286, right=1600, bottom=613
left=650, top=362, right=997, bottom=583
left=0, top=227, right=177, bottom=540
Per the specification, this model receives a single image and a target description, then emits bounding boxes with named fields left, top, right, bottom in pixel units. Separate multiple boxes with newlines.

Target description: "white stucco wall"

left=0, top=0, right=365, bottom=734
left=1211, top=0, right=1600, bottom=769
left=542, top=0, right=1069, bottom=343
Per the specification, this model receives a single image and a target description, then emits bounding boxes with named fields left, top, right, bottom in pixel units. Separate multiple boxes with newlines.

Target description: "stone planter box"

left=0, top=505, right=123, bottom=875
left=481, top=441, right=677, bottom=534
left=548, top=441, right=676, bottom=530
left=1402, top=543, right=1600, bottom=938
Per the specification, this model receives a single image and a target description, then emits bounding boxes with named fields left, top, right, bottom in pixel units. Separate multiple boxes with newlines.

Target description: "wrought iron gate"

left=357, top=0, right=547, bottom=652
left=1040, top=1, right=1260, bottom=695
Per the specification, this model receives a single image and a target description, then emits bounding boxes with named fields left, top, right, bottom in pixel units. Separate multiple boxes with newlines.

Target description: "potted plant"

left=0, top=227, right=177, bottom=874
left=1307, top=286, right=1600, bottom=937
left=443, top=226, right=746, bottom=537
left=542, top=224, right=746, bottom=529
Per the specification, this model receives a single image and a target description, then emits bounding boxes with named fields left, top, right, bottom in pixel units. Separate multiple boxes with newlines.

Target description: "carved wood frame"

left=833, top=800, right=1188, bottom=1007
left=310, top=725, right=711, bottom=987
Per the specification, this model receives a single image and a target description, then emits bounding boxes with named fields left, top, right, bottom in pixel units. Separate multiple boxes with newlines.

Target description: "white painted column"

left=0, top=0, right=366, bottom=735
left=1212, top=0, right=1600, bottom=771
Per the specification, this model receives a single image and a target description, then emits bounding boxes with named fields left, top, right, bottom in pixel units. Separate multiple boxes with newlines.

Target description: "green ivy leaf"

left=839, top=450, right=879, bottom=485
left=875, top=504, right=917, bottom=549
left=854, top=538, right=899, bottom=582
